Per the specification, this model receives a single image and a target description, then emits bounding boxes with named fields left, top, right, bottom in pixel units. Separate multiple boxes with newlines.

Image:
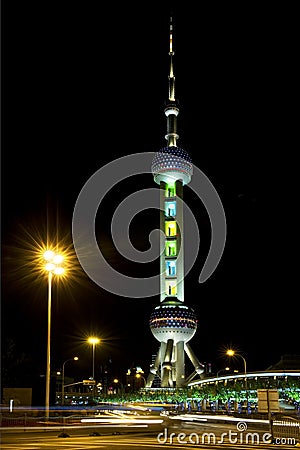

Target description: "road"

left=0, top=432, right=292, bottom=450
left=1, top=419, right=298, bottom=449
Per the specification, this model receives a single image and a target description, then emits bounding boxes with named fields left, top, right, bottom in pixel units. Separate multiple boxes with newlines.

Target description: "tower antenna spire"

left=169, top=16, right=175, bottom=89
left=165, top=15, right=179, bottom=147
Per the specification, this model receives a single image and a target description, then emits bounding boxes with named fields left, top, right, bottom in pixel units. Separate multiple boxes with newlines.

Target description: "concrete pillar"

left=176, top=340, right=185, bottom=387
left=161, top=339, right=173, bottom=387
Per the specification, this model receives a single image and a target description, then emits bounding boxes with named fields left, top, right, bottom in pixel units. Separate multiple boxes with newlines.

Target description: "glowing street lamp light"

left=62, top=357, right=79, bottom=406
left=226, top=350, right=247, bottom=376
left=136, top=373, right=146, bottom=387
left=113, top=378, right=124, bottom=394
left=43, top=249, right=65, bottom=421
left=87, top=337, right=100, bottom=381
left=226, top=349, right=248, bottom=407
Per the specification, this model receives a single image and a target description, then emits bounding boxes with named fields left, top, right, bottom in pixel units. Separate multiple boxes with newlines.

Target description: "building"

left=146, top=17, right=204, bottom=389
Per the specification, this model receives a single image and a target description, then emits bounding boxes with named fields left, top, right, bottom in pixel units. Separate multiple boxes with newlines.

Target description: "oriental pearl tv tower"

left=146, top=18, right=204, bottom=388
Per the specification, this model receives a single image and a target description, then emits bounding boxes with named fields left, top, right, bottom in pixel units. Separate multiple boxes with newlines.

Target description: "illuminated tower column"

left=159, top=179, right=184, bottom=303
left=175, top=179, right=184, bottom=302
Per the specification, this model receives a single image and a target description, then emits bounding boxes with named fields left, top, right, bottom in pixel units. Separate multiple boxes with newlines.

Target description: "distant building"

left=125, top=365, right=146, bottom=392
left=266, top=354, right=300, bottom=371
left=2, top=388, right=32, bottom=407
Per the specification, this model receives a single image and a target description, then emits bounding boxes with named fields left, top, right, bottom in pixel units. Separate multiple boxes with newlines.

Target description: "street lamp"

left=87, top=337, right=100, bottom=381
left=113, top=378, right=124, bottom=394
left=226, top=349, right=248, bottom=408
left=216, top=367, right=230, bottom=378
left=43, top=249, right=64, bottom=421
left=136, top=373, right=146, bottom=387
left=62, top=357, right=79, bottom=405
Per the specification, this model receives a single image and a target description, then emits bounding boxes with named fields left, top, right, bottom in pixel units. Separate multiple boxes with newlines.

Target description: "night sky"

left=1, top=3, right=298, bottom=387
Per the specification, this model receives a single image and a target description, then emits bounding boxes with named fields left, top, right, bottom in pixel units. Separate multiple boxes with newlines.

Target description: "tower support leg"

left=185, top=342, right=205, bottom=376
left=159, top=342, right=166, bottom=381
left=146, top=348, right=161, bottom=387
left=176, top=340, right=185, bottom=387
left=161, top=339, right=173, bottom=387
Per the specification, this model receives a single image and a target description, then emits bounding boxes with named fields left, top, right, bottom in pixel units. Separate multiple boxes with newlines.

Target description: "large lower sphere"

left=149, top=298, right=198, bottom=344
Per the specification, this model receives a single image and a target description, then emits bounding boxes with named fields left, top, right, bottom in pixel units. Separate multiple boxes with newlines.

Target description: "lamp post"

left=113, top=378, right=124, bottom=394
left=215, top=366, right=230, bottom=412
left=136, top=373, right=146, bottom=388
left=113, top=378, right=119, bottom=393
left=43, top=250, right=64, bottom=421
left=226, top=349, right=248, bottom=410
left=216, top=367, right=230, bottom=378
left=62, top=357, right=79, bottom=406
left=88, top=337, right=100, bottom=398
left=88, top=337, right=100, bottom=380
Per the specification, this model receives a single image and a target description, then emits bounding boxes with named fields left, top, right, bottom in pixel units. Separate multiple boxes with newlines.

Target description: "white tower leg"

left=176, top=340, right=185, bottom=387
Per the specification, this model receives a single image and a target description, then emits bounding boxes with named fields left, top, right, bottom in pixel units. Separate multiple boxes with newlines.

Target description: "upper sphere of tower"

left=151, top=146, right=193, bottom=186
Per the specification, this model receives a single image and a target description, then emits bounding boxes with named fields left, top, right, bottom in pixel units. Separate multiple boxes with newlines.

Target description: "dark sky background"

left=1, top=3, right=298, bottom=387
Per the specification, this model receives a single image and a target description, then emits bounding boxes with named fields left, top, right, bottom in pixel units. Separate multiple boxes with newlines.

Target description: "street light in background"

left=136, top=373, right=146, bottom=387
left=62, top=357, right=79, bottom=405
left=43, top=249, right=64, bottom=421
left=226, top=349, right=248, bottom=408
left=113, top=378, right=124, bottom=394
left=216, top=366, right=230, bottom=378
left=87, top=337, right=100, bottom=381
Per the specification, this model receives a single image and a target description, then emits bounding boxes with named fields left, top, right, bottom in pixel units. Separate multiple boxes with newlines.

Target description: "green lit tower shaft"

left=147, top=18, right=204, bottom=388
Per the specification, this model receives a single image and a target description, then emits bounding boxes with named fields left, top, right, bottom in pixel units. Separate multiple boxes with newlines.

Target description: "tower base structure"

left=146, top=297, right=204, bottom=388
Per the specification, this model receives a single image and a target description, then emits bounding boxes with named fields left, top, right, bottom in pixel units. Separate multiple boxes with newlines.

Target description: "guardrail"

left=0, top=414, right=91, bottom=428
left=272, top=415, right=300, bottom=443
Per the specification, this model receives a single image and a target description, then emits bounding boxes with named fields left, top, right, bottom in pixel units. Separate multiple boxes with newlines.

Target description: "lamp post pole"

left=45, top=272, right=52, bottom=421
left=136, top=374, right=146, bottom=388
left=216, top=367, right=230, bottom=378
left=226, top=350, right=248, bottom=412
left=62, top=357, right=79, bottom=406
left=92, top=344, right=96, bottom=381
left=239, top=354, right=248, bottom=409
left=88, top=337, right=100, bottom=399
left=91, top=342, right=96, bottom=399
left=43, top=250, right=64, bottom=421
